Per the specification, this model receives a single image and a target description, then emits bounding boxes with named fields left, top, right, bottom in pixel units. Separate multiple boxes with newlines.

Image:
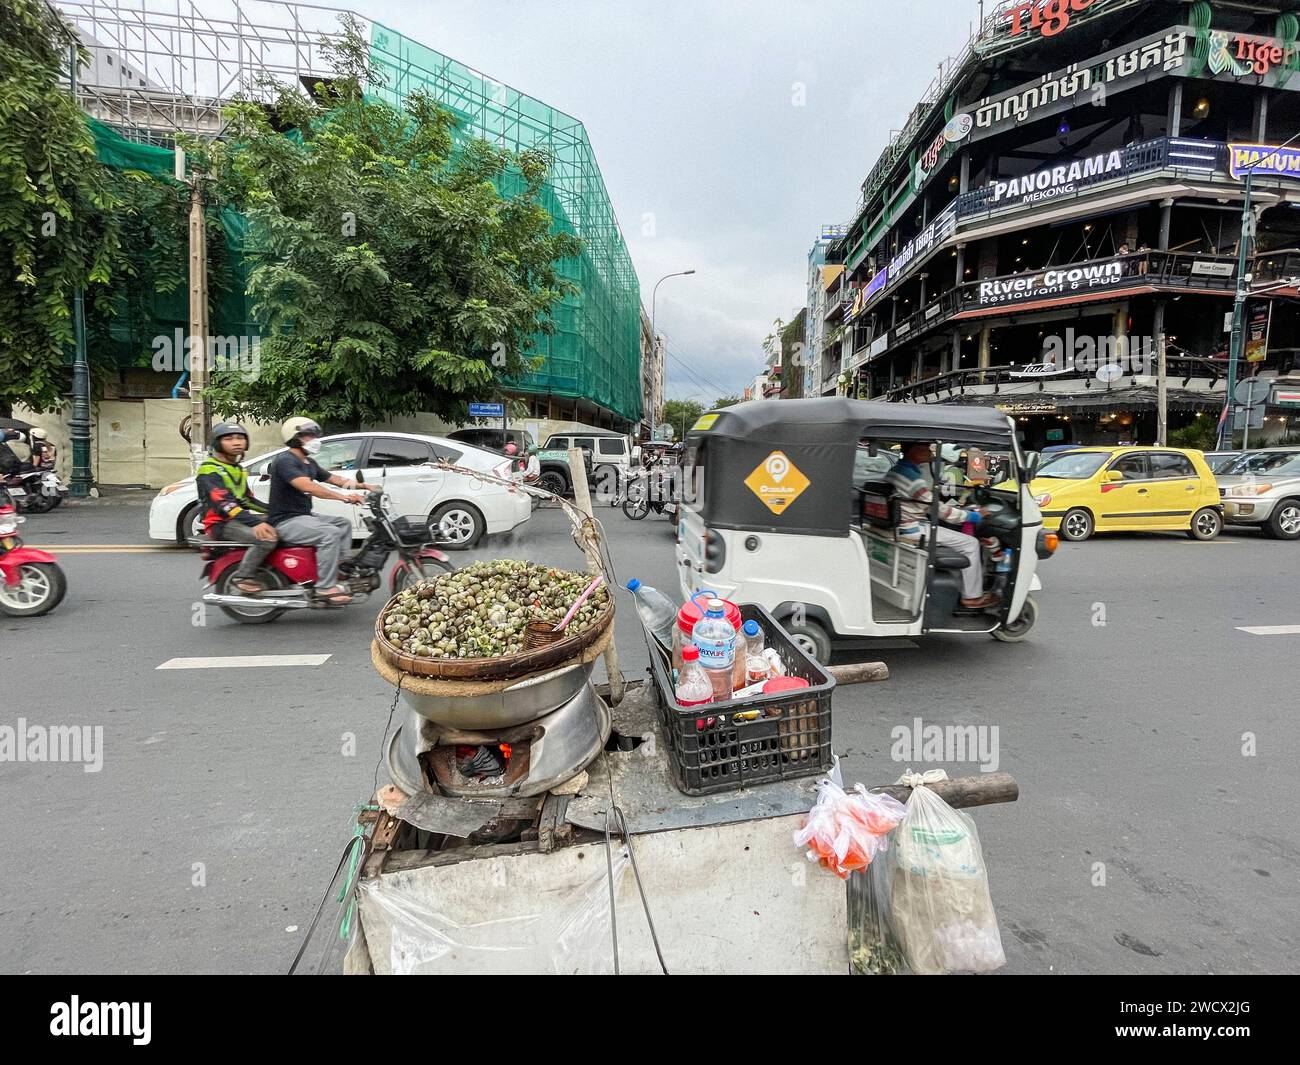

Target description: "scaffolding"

left=53, top=0, right=643, bottom=423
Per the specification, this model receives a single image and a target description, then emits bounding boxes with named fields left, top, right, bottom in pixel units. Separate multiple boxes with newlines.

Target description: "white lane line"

left=1236, top=625, right=1300, bottom=636
left=156, top=654, right=333, bottom=670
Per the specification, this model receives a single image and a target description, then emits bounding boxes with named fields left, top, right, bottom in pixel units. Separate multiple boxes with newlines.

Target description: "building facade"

left=827, top=0, right=1300, bottom=447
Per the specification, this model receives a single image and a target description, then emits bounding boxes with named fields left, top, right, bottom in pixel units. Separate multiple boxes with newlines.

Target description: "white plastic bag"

left=886, top=770, right=1006, bottom=974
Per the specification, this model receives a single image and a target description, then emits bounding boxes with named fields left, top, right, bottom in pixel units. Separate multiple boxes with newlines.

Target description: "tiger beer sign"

left=744, top=451, right=811, bottom=516
left=992, top=0, right=1108, bottom=43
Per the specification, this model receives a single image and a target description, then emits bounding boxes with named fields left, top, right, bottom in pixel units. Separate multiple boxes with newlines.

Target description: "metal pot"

left=399, top=658, right=596, bottom=730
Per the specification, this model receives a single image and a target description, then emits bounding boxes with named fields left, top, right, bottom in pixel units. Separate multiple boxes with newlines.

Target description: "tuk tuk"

left=675, top=398, right=1056, bottom=661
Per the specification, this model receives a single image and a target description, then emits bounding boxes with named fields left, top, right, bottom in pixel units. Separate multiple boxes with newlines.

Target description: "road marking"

left=156, top=654, right=333, bottom=670
left=30, top=544, right=175, bottom=554
left=1236, top=625, right=1300, bottom=636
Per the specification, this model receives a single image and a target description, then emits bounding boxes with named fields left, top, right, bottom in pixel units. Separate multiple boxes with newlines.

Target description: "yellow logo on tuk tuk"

left=744, top=450, right=810, bottom=515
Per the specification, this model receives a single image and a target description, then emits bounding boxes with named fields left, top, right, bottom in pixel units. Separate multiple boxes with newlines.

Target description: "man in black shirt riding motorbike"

left=267, top=417, right=380, bottom=605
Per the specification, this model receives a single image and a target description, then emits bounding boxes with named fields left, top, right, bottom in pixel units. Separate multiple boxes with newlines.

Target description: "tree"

left=0, top=0, right=121, bottom=413
left=713, top=395, right=742, bottom=408
left=200, top=15, right=582, bottom=427
left=662, top=398, right=704, bottom=440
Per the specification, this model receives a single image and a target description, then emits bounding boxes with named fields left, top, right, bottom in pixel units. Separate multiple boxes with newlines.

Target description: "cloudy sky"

left=347, top=0, right=981, bottom=401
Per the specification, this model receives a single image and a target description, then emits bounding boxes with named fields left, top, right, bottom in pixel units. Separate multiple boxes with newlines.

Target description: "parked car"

left=1204, top=450, right=1244, bottom=474
left=542, top=430, right=640, bottom=474
left=532, top=446, right=594, bottom=497
left=446, top=427, right=536, bottom=454
left=1028, top=446, right=1223, bottom=541
left=149, top=431, right=531, bottom=549
left=1215, top=447, right=1300, bottom=540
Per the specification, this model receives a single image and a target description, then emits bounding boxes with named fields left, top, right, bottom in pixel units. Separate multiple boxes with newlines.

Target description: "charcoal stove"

left=386, top=670, right=611, bottom=799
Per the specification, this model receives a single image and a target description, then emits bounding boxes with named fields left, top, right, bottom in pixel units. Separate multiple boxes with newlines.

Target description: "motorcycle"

left=5, top=468, right=68, bottom=514
left=199, top=491, right=454, bottom=625
left=0, top=504, right=68, bottom=617
left=622, top=464, right=680, bottom=522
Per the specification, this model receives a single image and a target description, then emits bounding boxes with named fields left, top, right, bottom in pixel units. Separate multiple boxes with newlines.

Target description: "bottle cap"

left=682, top=644, right=700, bottom=661
left=743, top=620, right=761, bottom=637
left=706, top=597, right=724, bottom=616
left=626, top=578, right=641, bottom=592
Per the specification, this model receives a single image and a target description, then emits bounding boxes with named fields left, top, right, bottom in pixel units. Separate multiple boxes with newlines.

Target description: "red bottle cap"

left=682, top=644, right=700, bottom=661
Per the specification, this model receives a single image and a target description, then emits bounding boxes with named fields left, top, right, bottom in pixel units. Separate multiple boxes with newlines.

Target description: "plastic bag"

left=847, top=859, right=907, bottom=975
left=886, top=771, right=1006, bottom=975
left=794, top=777, right=906, bottom=880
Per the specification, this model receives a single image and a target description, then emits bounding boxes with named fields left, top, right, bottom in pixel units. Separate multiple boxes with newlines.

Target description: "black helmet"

left=209, top=422, right=249, bottom=451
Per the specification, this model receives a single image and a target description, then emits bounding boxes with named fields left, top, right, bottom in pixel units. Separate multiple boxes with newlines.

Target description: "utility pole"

left=187, top=167, right=210, bottom=470
left=1154, top=301, right=1168, bottom=446
left=1220, top=172, right=1253, bottom=451
left=67, top=38, right=93, bottom=497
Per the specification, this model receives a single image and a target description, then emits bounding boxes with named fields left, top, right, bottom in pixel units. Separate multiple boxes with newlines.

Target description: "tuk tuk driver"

left=886, top=442, right=999, bottom=610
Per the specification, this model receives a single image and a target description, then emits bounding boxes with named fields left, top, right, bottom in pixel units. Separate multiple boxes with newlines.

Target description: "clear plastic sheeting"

left=356, top=847, right=629, bottom=975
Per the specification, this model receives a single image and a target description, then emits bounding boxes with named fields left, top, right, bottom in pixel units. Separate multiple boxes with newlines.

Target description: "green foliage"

left=713, top=395, right=742, bottom=408
left=1169, top=418, right=1219, bottom=451
left=663, top=398, right=705, bottom=439
left=0, top=0, right=121, bottom=412
left=202, top=14, right=582, bottom=427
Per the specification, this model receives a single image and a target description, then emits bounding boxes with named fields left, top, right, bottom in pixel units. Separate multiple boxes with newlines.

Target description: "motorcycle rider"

left=0, top=427, right=26, bottom=476
left=196, top=423, right=278, bottom=595
left=267, top=417, right=380, bottom=605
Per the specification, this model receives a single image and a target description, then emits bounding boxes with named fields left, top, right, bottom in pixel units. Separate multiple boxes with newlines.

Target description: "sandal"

left=315, top=585, right=353, bottom=606
left=233, top=578, right=264, bottom=595
left=960, top=593, right=1001, bottom=610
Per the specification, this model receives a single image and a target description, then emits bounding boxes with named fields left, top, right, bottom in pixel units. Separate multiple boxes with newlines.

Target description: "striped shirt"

left=885, top=460, right=980, bottom=539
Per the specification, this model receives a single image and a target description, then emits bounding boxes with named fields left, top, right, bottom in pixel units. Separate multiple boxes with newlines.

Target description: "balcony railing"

left=876, top=249, right=1241, bottom=359
left=882, top=355, right=1227, bottom=404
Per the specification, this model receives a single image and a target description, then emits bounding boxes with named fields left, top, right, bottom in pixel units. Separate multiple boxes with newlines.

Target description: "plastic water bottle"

left=626, top=579, right=677, bottom=650
left=674, top=644, right=714, bottom=707
left=996, top=547, right=1014, bottom=575
left=741, top=619, right=770, bottom=685
left=692, top=597, right=737, bottom=701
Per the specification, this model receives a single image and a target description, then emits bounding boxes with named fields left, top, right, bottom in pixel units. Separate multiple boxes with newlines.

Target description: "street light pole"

left=649, top=269, right=695, bottom=431
left=66, top=38, right=93, bottom=497
left=1219, top=132, right=1300, bottom=449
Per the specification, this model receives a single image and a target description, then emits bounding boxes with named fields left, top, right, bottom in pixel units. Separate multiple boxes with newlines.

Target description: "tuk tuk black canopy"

left=686, top=399, right=1017, bottom=537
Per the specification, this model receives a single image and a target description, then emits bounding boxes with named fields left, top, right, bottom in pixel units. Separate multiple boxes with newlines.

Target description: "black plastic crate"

left=644, top=604, right=835, bottom=796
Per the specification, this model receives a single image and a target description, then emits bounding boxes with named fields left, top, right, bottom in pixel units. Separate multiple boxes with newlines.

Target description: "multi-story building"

left=804, top=230, right=847, bottom=397
left=638, top=306, right=666, bottom=438
left=828, top=0, right=1300, bottom=447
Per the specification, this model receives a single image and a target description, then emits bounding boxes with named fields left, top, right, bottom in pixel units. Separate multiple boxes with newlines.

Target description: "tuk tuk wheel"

left=992, top=596, right=1037, bottom=643
left=785, top=618, right=832, bottom=663
left=1058, top=508, right=1094, bottom=542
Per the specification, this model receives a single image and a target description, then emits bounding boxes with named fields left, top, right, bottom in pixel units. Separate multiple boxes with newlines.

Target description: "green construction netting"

left=86, top=118, right=256, bottom=374
left=368, top=22, right=642, bottom=424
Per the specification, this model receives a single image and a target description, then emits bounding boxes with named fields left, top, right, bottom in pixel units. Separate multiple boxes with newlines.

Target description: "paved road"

left=1, top=500, right=1296, bottom=973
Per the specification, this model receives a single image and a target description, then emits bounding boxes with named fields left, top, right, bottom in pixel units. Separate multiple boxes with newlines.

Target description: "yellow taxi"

left=1028, top=447, right=1223, bottom=542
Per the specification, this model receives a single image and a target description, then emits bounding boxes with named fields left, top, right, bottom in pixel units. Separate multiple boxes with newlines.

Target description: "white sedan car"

left=149, top=431, right=531, bottom=549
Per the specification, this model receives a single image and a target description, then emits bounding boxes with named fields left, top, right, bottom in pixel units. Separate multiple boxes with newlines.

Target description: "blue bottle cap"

left=743, top=620, right=761, bottom=637
left=626, top=579, right=641, bottom=592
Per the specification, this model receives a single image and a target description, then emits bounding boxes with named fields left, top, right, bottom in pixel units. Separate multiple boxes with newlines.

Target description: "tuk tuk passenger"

left=886, top=442, right=999, bottom=610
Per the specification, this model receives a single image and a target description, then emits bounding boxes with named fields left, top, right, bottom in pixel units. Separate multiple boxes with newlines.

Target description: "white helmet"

left=940, top=444, right=963, bottom=464
left=281, top=416, right=323, bottom=446
left=28, top=428, right=48, bottom=441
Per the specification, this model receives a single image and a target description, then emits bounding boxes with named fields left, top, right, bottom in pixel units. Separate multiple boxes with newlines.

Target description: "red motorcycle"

left=200, top=490, right=453, bottom=624
left=0, top=504, right=67, bottom=617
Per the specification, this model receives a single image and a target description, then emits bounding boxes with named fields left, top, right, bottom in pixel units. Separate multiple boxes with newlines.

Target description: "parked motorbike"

left=5, top=468, right=68, bottom=514
left=0, top=504, right=68, bottom=617
left=199, top=490, right=453, bottom=624
left=622, top=466, right=679, bottom=522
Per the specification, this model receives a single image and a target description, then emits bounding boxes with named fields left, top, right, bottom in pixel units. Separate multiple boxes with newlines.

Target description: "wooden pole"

left=869, top=771, right=1018, bottom=810
left=826, top=662, right=889, bottom=685
left=568, top=447, right=626, bottom=705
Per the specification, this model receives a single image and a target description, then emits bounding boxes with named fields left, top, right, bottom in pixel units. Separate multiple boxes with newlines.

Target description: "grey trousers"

left=274, top=514, right=353, bottom=588
left=218, top=520, right=278, bottom=578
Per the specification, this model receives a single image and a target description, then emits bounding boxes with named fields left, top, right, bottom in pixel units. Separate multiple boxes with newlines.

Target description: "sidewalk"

left=63, top=485, right=158, bottom=507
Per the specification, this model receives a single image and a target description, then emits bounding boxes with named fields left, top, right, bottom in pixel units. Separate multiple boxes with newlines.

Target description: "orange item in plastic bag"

left=793, top=779, right=907, bottom=880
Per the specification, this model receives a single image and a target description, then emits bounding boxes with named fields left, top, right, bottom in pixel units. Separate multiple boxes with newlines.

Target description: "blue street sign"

left=468, top=402, right=505, bottom=418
